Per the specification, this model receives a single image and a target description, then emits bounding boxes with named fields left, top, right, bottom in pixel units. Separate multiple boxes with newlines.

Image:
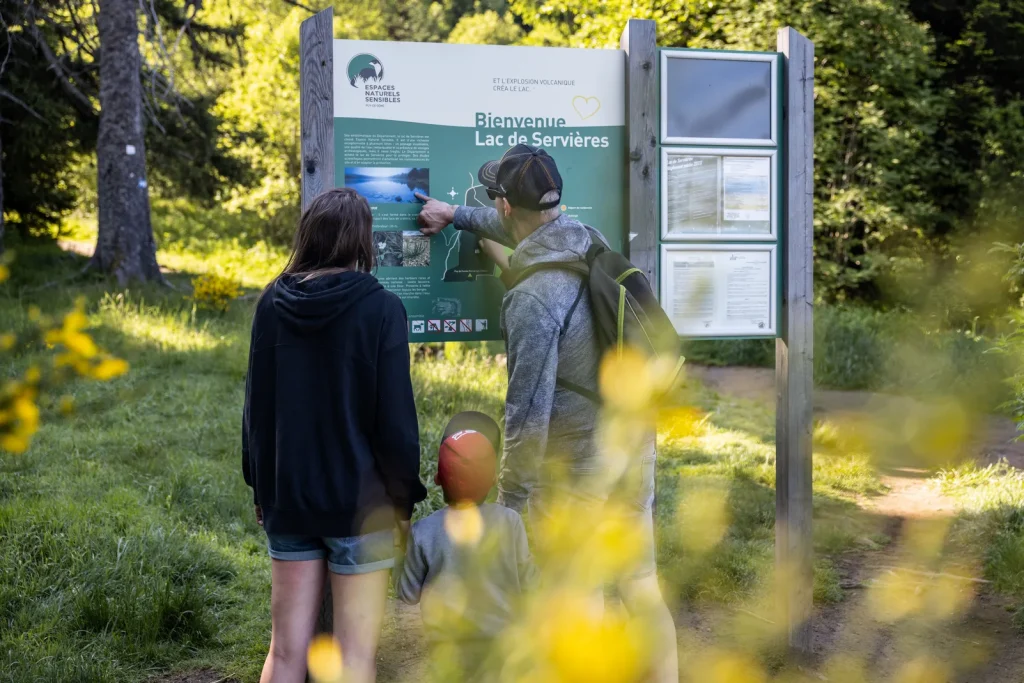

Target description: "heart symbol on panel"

left=572, top=95, right=601, bottom=120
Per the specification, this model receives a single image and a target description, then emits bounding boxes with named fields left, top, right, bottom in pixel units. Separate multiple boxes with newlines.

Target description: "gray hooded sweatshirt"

left=452, top=206, right=612, bottom=513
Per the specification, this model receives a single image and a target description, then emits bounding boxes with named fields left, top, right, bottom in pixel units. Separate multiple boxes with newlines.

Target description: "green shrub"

left=680, top=306, right=1004, bottom=403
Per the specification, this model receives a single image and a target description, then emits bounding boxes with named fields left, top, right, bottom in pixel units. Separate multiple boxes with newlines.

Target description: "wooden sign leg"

left=775, top=26, right=815, bottom=655
left=299, top=5, right=335, bottom=635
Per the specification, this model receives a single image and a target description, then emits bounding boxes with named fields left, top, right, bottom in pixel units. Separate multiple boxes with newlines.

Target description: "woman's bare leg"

left=261, top=559, right=327, bottom=683
left=330, top=570, right=390, bottom=683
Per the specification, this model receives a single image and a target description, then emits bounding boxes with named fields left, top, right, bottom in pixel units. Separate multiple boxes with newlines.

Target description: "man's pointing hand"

left=415, top=192, right=456, bottom=236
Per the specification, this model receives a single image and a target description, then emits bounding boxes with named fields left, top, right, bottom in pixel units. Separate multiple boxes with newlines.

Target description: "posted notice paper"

left=722, top=157, right=770, bottom=223
left=662, top=246, right=775, bottom=336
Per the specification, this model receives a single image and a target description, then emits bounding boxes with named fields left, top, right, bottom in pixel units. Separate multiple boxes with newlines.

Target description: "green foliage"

left=681, top=306, right=1007, bottom=405
left=448, top=10, right=524, bottom=45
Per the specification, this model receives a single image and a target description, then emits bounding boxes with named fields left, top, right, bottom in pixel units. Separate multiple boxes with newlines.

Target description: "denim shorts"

left=266, top=530, right=395, bottom=575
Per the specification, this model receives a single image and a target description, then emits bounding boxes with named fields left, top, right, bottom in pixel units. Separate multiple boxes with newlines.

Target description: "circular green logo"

left=348, top=53, right=383, bottom=88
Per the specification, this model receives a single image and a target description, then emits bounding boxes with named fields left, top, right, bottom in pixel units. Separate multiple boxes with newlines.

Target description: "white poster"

left=660, top=244, right=776, bottom=337
left=722, top=157, right=771, bottom=222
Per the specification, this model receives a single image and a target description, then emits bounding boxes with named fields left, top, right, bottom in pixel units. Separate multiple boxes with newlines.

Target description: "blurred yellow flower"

left=306, top=634, right=343, bottom=683
left=586, top=509, right=644, bottom=580
left=91, top=358, right=129, bottom=381
left=893, top=657, right=950, bottom=683
left=27, top=305, right=41, bottom=322
left=545, top=601, right=648, bottom=683
left=659, top=406, right=704, bottom=441
left=24, top=366, right=41, bottom=385
left=867, top=569, right=923, bottom=622
left=63, top=331, right=98, bottom=359
left=1, top=433, right=30, bottom=454
left=63, top=310, right=88, bottom=333
left=13, top=397, right=39, bottom=435
left=903, top=518, right=950, bottom=563
left=0, top=264, right=10, bottom=283
left=0, top=334, right=15, bottom=351
left=599, top=347, right=653, bottom=413
left=444, top=503, right=484, bottom=546
left=924, top=574, right=973, bottom=621
left=822, top=654, right=869, bottom=683
left=691, top=650, right=767, bottom=683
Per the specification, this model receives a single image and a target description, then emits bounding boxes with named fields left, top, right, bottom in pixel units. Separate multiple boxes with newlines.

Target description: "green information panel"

left=333, top=40, right=626, bottom=341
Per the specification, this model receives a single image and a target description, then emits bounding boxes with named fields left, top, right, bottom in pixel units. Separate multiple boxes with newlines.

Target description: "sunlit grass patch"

left=936, top=461, right=1024, bottom=627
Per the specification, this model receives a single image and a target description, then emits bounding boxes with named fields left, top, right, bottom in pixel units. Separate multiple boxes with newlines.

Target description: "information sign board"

left=333, top=40, right=625, bottom=341
left=660, top=244, right=777, bottom=337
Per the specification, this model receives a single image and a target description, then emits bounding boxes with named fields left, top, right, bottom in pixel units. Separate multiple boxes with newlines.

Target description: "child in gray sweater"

left=397, top=412, right=535, bottom=679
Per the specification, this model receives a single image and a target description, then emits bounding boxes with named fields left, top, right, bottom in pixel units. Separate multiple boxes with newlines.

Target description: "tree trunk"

left=93, top=0, right=161, bottom=285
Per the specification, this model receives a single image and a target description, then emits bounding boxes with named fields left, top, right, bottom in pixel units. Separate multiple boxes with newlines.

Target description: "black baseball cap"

left=477, top=144, right=563, bottom=211
left=442, top=411, right=501, bottom=453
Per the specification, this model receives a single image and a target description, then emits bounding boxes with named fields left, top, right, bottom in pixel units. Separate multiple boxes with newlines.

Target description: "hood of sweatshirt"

left=272, top=270, right=383, bottom=333
left=508, top=213, right=610, bottom=271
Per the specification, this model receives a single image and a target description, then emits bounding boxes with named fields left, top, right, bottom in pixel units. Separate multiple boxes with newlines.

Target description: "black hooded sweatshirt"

left=242, top=271, right=426, bottom=538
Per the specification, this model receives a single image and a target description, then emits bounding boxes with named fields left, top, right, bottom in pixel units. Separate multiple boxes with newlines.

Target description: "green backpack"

left=510, top=242, right=684, bottom=404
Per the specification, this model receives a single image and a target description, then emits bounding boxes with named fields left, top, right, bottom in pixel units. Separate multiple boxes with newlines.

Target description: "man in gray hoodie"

left=416, top=144, right=678, bottom=682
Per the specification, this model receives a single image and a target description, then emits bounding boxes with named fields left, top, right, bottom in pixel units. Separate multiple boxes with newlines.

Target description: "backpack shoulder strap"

left=509, top=260, right=589, bottom=288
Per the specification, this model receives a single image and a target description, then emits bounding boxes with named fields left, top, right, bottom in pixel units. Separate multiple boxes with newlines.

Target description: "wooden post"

left=299, top=6, right=335, bottom=636
left=619, top=19, right=658, bottom=286
left=775, top=27, right=815, bottom=654
left=301, top=7, right=335, bottom=209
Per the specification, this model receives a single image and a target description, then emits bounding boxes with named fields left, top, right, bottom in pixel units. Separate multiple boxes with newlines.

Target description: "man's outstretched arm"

left=415, top=193, right=516, bottom=248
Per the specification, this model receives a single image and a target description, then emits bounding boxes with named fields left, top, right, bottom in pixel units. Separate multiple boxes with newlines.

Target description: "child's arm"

left=513, top=514, right=538, bottom=589
left=396, top=529, right=428, bottom=605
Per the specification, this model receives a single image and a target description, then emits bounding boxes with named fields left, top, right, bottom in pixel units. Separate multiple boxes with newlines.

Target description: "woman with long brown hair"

left=242, top=188, right=426, bottom=683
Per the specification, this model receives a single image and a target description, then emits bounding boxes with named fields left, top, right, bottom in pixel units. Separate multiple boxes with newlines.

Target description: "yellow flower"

left=599, top=347, right=653, bottom=413
left=586, top=509, right=645, bottom=580
left=13, top=397, right=40, bottom=435
left=306, top=634, right=343, bottom=683
left=27, top=305, right=41, bottom=322
left=91, top=358, right=129, bottom=381
left=867, top=569, right=923, bottom=622
left=1, top=433, right=30, bottom=454
left=63, top=331, right=98, bottom=359
left=24, top=366, right=41, bottom=385
left=191, top=273, right=243, bottom=312
left=893, top=657, right=950, bottom=683
left=63, top=310, right=88, bottom=334
left=0, top=264, right=10, bottom=283
left=659, top=406, right=704, bottom=441
left=545, top=602, right=648, bottom=683
left=0, top=334, right=15, bottom=351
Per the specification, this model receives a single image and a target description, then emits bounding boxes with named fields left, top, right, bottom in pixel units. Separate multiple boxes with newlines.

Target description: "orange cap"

left=436, top=429, right=497, bottom=503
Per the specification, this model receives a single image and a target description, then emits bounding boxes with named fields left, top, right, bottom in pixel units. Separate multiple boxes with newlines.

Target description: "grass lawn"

left=0, top=237, right=886, bottom=681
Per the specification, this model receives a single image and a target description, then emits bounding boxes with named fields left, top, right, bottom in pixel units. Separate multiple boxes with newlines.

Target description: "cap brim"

left=443, top=411, right=501, bottom=452
left=477, top=160, right=501, bottom=190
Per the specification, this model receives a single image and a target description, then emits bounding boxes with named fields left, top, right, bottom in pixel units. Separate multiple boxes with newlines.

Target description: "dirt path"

left=690, top=365, right=1024, bottom=681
